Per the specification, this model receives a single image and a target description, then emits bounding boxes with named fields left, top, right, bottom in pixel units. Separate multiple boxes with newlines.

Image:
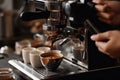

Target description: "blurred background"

left=0, top=0, right=44, bottom=47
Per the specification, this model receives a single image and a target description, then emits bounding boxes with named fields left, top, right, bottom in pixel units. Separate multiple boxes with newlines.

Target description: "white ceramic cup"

left=37, top=47, right=51, bottom=53
left=29, top=50, right=43, bottom=68
left=22, top=47, right=36, bottom=64
left=15, top=40, right=31, bottom=55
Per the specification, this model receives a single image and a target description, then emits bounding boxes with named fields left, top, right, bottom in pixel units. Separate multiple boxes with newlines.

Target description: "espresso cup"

left=15, top=40, right=31, bottom=55
left=22, top=47, right=36, bottom=64
left=30, top=50, right=43, bottom=68
left=37, top=47, right=51, bottom=53
left=40, top=50, right=63, bottom=71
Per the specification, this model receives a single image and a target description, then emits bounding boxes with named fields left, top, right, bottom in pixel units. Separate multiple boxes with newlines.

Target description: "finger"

left=97, top=46, right=106, bottom=54
left=95, top=4, right=109, bottom=12
left=97, top=46, right=115, bottom=58
left=91, top=32, right=109, bottom=41
left=97, top=46, right=110, bottom=56
left=95, top=41, right=110, bottom=55
left=97, top=12, right=113, bottom=20
left=92, top=0, right=105, bottom=4
left=95, top=41, right=106, bottom=50
left=98, top=17, right=113, bottom=25
left=98, top=12, right=114, bottom=25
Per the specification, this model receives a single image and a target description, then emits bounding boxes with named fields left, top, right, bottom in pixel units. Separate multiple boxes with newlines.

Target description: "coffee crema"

left=41, top=53, right=62, bottom=64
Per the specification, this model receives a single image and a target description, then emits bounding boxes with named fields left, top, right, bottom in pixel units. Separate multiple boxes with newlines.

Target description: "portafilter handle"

left=20, top=11, right=50, bottom=21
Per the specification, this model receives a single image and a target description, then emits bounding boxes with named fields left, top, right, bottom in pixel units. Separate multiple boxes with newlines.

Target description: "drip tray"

left=8, top=58, right=88, bottom=80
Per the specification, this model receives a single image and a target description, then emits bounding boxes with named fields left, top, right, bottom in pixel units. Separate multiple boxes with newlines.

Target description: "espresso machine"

left=21, top=0, right=120, bottom=69
left=9, top=0, right=120, bottom=79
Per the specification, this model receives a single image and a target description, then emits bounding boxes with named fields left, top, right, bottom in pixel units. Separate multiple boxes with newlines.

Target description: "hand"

left=93, top=0, right=120, bottom=26
left=91, top=30, right=120, bottom=58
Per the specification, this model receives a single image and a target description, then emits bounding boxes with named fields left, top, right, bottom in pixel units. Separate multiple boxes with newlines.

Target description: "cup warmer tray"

left=8, top=57, right=88, bottom=80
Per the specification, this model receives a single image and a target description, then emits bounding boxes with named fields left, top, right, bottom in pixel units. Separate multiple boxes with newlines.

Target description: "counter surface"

left=1, top=52, right=120, bottom=80
left=0, top=53, right=28, bottom=80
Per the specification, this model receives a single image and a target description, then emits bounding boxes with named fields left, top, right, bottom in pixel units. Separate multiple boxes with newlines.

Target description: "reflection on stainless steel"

left=58, top=38, right=71, bottom=49
left=53, top=37, right=88, bottom=69
left=8, top=59, right=87, bottom=80
left=10, top=0, right=120, bottom=80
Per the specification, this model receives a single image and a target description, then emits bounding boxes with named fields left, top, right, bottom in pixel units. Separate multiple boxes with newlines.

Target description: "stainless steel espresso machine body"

left=21, top=0, right=89, bottom=69
left=13, top=0, right=120, bottom=79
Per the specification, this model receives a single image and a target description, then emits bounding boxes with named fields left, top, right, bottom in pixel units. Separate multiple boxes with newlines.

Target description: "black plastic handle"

left=20, top=11, right=50, bottom=21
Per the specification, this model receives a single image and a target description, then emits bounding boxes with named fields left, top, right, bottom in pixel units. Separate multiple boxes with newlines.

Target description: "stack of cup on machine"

left=21, top=46, right=51, bottom=68
left=19, top=33, right=64, bottom=70
left=21, top=45, right=64, bottom=71
left=22, top=47, right=43, bottom=68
